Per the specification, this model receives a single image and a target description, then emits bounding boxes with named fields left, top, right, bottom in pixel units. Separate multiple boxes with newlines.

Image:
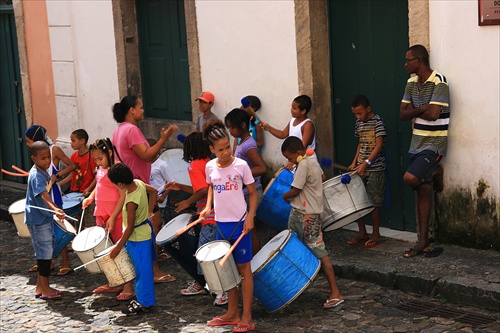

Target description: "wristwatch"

left=365, top=159, right=372, bottom=166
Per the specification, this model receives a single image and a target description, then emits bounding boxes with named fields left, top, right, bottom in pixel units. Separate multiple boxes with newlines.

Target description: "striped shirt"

left=402, top=70, right=450, bottom=156
left=354, top=114, right=386, bottom=172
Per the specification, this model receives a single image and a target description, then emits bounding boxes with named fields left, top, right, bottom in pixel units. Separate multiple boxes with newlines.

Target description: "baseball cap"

left=195, top=91, right=215, bottom=104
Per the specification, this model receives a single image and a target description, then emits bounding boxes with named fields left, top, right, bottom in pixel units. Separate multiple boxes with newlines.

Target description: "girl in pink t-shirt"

left=82, top=138, right=135, bottom=300
left=200, top=120, right=257, bottom=333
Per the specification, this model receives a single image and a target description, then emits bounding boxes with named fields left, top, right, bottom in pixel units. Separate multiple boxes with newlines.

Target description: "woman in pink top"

left=111, top=95, right=178, bottom=284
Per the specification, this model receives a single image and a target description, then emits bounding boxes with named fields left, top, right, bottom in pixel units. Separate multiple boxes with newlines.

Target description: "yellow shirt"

left=122, top=180, right=151, bottom=242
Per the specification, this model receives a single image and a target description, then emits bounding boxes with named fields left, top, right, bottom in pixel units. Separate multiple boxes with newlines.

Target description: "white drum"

left=95, top=246, right=135, bottom=287
left=195, top=240, right=241, bottom=293
left=72, top=226, right=113, bottom=273
left=159, top=148, right=191, bottom=186
left=8, top=199, right=31, bottom=238
left=321, top=173, right=375, bottom=232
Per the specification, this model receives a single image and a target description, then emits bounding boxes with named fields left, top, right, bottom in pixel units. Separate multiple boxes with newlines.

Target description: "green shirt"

left=122, top=180, right=151, bottom=242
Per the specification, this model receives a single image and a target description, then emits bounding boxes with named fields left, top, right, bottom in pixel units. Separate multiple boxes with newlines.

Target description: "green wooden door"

left=0, top=5, right=29, bottom=183
left=329, top=0, right=415, bottom=231
left=136, top=0, right=191, bottom=120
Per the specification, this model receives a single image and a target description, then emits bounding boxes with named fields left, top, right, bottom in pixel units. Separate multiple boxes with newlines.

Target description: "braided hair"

left=89, top=138, right=122, bottom=167
left=202, top=119, right=229, bottom=147
left=183, top=132, right=211, bottom=163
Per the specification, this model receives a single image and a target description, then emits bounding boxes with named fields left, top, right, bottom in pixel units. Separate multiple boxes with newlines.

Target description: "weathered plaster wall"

left=194, top=0, right=299, bottom=165
left=429, top=0, right=499, bottom=249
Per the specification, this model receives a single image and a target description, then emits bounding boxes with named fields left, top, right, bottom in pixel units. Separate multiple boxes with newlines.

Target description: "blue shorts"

left=407, top=150, right=442, bottom=184
left=28, top=222, right=54, bottom=260
left=216, top=221, right=252, bottom=264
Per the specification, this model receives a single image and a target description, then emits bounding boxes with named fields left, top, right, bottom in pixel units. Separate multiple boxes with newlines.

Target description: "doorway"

left=329, top=0, right=414, bottom=230
left=0, top=4, right=29, bottom=183
left=136, top=0, right=191, bottom=120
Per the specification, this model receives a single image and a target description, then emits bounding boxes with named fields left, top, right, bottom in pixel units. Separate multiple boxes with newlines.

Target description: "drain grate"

left=396, top=299, right=499, bottom=328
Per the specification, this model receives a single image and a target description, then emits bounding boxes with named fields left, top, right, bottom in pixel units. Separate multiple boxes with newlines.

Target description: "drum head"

left=53, top=215, right=77, bottom=234
left=8, top=199, right=26, bottom=214
left=62, top=193, right=83, bottom=211
left=251, top=230, right=290, bottom=273
left=156, top=213, right=192, bottom=244
left=72, top=226, right=105, bottom=252
left=195, top=240, right=230, bottom=262
left=159, top=149, right=192, bottom=186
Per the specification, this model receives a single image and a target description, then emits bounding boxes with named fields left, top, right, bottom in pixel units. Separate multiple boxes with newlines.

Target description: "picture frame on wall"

left=478, top=0, right=500, bottom=26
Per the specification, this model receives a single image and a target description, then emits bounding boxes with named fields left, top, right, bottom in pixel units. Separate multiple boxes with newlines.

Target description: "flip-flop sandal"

left=116, top=292, right=136, bottom=301
left=122, top=300, right=149, bottom=316
left=56, top=267, right=74, bottom=276
left=40, top=293, right=62, bottom=300
left=425, top=247, right=444, bottom=258
left=323, top=298, right=345, bottom=309
left=154, top=274, right=176, bottom=283
left=403, top=246, right=431, bottom=258
left=93, top=284, right=123, bottom=294
left=363, top=240, right=382, bottom=248
left=232, top=322, right=256, bottom=332
left=207, top=316, right=239, bottom=327
left=347, top=237, right=369, bottom=246
left=28, top=264, right=38, bottom=272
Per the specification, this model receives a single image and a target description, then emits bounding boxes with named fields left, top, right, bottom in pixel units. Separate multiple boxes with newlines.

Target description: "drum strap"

left=215, top=212, right=247, bottom=241
left=134, top=218, right=157, bottom=261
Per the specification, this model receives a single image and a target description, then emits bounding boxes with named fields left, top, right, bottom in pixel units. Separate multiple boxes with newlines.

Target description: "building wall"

left=194, top=0, right=299, bottom=165
left=45, top=0, right=120, bottom=153
left=429, top=0, right=499, bottom=249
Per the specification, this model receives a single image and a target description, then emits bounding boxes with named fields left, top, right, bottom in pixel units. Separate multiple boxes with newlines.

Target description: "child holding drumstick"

left=108, top=163, right=158, bottom=316
left=25, top=141, right=66, bottom=300
left=281, top=136, right=344, bottom=309
left=200, top=120, right=257, bottom=333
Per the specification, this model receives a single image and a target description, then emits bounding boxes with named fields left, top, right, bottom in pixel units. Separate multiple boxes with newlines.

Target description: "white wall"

left=429, top=0, right=500, bottom=199
left=46, top=0, right=120, bottom=154
left=195, top=0, right=299, bottom=163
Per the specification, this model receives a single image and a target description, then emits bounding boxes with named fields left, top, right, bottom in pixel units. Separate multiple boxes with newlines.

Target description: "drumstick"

left=28, top=205, right=78, bottom=222
left=12, top=165, right=30, bottom=176
left=219, top=232, right=246, bottom=267
left=175, top=217, right=204, bottom=237
left=74, top=255, right=102, bottom=271
left=104, top=229, right=110, bottom=249
left=247, top=108, right=263, bottom=124
left=77, top=207, right=85, bottom=234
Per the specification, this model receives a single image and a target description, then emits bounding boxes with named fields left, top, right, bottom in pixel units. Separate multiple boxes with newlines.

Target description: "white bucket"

left=72, top=226, right=113, bottom=273
left=95, top=246, right=135, bottom=287
left=195, top=240, right=241, bottom=293
left=8, top=199, right=31, bottom=238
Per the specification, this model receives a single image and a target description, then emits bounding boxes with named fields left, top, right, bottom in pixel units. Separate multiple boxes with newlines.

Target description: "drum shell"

left=156, top=214, right=206, bottom=287
left=321, top=173, right=375, bottom=232
left=195, top=240, right=241, bottom=293
left=251, top=230, right=320, bottom=312
left=52, top=217, right=76, bottom=257
left=8, top=199, right=31, bottom=238
left=72, top=226, right=113, bottom=273
left=96, top=247, right=136, bottom=288
left=256, top=168, right=294, bottom=231
left=62, top=192, right=83, bottom=216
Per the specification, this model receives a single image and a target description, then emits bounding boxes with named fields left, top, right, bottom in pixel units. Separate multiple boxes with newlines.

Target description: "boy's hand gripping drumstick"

left=175, top=216, right=204, bottom=237
left=219, top=232, right=246, bottom=267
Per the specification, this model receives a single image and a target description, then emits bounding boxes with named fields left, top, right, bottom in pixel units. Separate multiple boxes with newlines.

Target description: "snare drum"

left=72, top=226, right=113, bottom=273
left=156, top=214, right=206, bottom=287
left=95, top=246, right=136, bottom=287
left=251, top=230, right=320, bottom=312
left=8, top=199, right=31, bottom=238
left=195, top=240, right=241, bottom=293
left=52, top=216, right=77, bottom=257
left=321, top=173, right=374, bottom=232
left=62, top=192, right=83, bottom=216
left=256, top=167, right=294, bottom=231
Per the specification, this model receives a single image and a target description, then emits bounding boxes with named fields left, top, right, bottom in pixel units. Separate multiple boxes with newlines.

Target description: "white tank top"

left=289, top=118, right=316, bottom=150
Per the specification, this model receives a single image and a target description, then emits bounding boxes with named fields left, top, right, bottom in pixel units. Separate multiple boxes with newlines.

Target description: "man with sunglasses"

left=399, top=44, right=450, bottom=258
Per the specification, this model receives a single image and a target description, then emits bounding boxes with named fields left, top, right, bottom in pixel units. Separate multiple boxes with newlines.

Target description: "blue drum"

left=52, top=216, right=76, bottom=257
left=251, top=230, right=320, bottom=312
left=62, top=192, right=83, bottom=216
left=256, top=168, right=294, bottom=231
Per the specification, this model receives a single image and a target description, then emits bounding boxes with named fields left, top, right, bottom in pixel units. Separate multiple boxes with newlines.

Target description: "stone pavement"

left=1, top=180, right=499, bottom=332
